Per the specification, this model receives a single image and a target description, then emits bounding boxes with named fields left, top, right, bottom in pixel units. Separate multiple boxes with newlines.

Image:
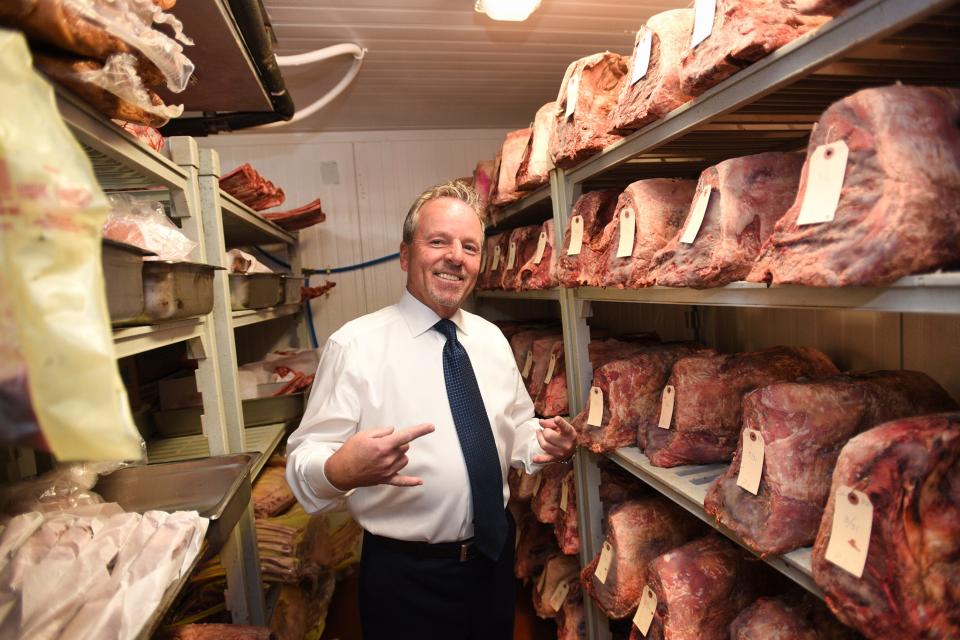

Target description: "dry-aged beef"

left=508, top=327, right=560, bottom=372
left=517, top=102, right=558, bottom=191
left=582, top=497, right=703, bottom=619
left=517, top=219, right=560, bottom=291
left=729, top=594, right=860, bottom=640
left=645, top=346, right=838, bottom=467
left=749, top=85, right=960, bottom=287
left=650, top=152, right=804, bottom=288
left=492, top=128, right=533, bottom=207
left=166, top=624, right=275, bottom=640
left=526, top=334, right=566, bottom=405
left=557, top=591, right=587, bottom=640
left=633, top=535, right=765, bottom=640
left=705, top=371, right=957, bottom=556
left=473, top=159, right=496, bottom=217
left=533, top=553, right=580, bottom=619
left=515, top=512, right=558, bottom=580
left=531, top=463, right=568, bottom=524
left=812, top=412, right=960, bottom=640
left=592, top=179, right=697, bottom=288
left=599, top=461, right=651, bottom=514
left=220, top=163, right=286, bottom=211
left=251, top=466, right=296, bottom=519
left=477, top=232, right=510, bottom=290
left=610, top=9, right=696, bottom=133
left=558, top=190, right=621, bottom=287
left=499, top=225, right=542, bottom=291
left=554, top=469, right=580, bottom=555
left=551, top=53, right=628, bottom=168
left=261, top=199, right=326, bottom=231
left=535, top=339, right=570, bottom=417
left=573, top=342, right=711, bottom=454
left=679, top=1, right=858, bottom=97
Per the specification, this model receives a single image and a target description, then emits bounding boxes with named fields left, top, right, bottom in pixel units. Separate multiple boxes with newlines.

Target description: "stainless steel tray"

left=281, top=275, right=305, bottom=305
left=152, top=392, right=305, bottom=438
left=95, top=453, right=255, bottom=551
left=229, top=273, right=283, bottom=310
left=102, top=239, right=153, bottom=324
left=125, top=261, right=220, bottom=325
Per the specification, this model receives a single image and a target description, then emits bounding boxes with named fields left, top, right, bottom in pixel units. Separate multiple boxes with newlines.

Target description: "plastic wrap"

left=112, top=119, right=164, bottom=151
left=103, top=193, right=196, bottom=260
left=0, top=463, right=131, bottom=517
left=227, top=249, right=274, bottom=274
left=0, top=30, right=144, bottom=461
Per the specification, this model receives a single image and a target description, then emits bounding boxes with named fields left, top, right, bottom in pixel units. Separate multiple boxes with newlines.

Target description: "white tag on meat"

left=825, top=486, right=873, bottom=579
left=630, top=29, right=653, bottom=85
left=549, top=581, right=570, bottom=612
left=679, top=186, right=712, bottom=244
left=565, top=70, right=580, bottom=119
left=533, top=231, right=548, bottom=264
left=657, top=385, right=675, bottom=429
left=633, top=585, right=657, bottom=636
left=567, top=215, right=584, bottom=256
left=506, top=241, right=517, bottom=270
left=796, top=141, right=849, bottom=226
left=595, top=541, right=614, bottom=584
left=522, top=349, right=534, bottom=378
left=587, top=386, right=604, bottom=427
left=691, top=0, right=716, bottom=48
left=616, top=208, right=636, bottom=258
left=736, top=428, right=765, bottom=495
left=544, top=354, right=558, bottom=384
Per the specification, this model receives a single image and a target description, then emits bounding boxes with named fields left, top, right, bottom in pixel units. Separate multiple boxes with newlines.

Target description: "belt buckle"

left=459, top=542, right=472, bottom=562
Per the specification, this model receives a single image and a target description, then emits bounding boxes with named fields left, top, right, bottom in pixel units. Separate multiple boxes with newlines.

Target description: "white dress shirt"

left=285, top=290, right=546, bottom=543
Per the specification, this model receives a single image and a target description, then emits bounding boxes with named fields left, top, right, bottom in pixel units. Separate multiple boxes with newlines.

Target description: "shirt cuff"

left=301, top=446, right=351, bottom=501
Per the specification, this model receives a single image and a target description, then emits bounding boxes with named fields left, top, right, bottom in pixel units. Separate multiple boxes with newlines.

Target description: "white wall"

left=201, top=129, right=508, bottom=345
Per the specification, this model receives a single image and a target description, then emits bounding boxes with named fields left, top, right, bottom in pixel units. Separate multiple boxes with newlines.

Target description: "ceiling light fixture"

left=474, top=0, right=541, bottom=22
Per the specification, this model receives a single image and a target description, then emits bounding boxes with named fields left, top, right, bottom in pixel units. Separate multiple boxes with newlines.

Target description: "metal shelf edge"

left=113, top=317, right=207, bottom=359
left=248, top=423, right=287, bottom=480
left=220, top=192, right=297, bottom=246
left=231, top=304, right=302, bottom=328
left=494, top=184, right=552, bottom=221
left=474, top=287, right=561, bottom=301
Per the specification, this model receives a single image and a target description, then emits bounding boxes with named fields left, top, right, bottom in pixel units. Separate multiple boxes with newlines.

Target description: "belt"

left=365, top=531, right=477, bottom=562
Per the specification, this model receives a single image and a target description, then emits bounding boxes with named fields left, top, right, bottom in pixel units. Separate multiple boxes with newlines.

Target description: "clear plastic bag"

left=0, top=463, right=124, bottom=517
left=78, top=52, right=183, bottom=120
left=103, top=193, right=196, bottom=260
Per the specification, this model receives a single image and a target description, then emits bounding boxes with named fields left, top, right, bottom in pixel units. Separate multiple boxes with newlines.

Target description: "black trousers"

left=358, top=514, right=516, bottom=640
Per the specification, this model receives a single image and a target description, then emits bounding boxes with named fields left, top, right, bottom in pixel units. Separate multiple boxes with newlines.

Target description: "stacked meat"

left=491, top=128, right=533, bottom=208
left=557, top=190, right=621, bottom=287
left=516, top=220, right=560, bottom=290
left=220, top=163, right=286, bottom=211
left=262, top=199, right=326, bottom=231
left=517, top=102, right=558, bottom=191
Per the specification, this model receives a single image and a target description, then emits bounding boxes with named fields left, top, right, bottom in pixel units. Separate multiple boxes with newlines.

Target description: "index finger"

left=390, top=422, right=435, bottom=446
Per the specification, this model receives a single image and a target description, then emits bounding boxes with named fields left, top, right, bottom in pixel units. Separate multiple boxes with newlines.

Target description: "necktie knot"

left=433, top=318, right=458, bottom=342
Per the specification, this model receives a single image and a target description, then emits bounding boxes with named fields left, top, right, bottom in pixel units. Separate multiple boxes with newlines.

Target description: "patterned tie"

left=433, top=318, right=507, bottom=560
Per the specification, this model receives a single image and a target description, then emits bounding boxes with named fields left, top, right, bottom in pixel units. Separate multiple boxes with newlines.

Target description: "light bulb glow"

left=474, top=0, right=541, bottom=21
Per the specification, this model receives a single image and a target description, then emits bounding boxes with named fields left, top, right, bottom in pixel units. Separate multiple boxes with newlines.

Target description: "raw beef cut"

left=557, top=190, right=621, bottom=287
left=508, top=327, right=561, bottom=372
left=704, top=370, right=957, bottom=556
left=554, top=469, right=579, bottom=555
left=599, top=461, right=651, bottom=514
left=582, top=497, right=703, bottom=619
left=633, top=535, right=765, bottom=640
left=513, top=468, right=541, bottom=502
left=678, top=1, right=856, bottom=97
left=610, top=9, right=696, bottom=133
left=517, top=219, right=560, bottom=291
left=812, top=412, right=960, bottom=640
left=515, top=512, right=558, bottom=580
left=252, top=466, right=296, bottom=518
left=500, top=225, right=542, bottom=291
left=517, top=102, right=558, bottom=191
left=550, top=52, right=628, bottom=168
left=535, top=339, right=569, bottom=417
left=749, top=85, right=960, bottom=287
left=729, top=594, right=860, bottom=640
left=477, top=232, right=509, bottom=290
left=591, top=179, right=696, bottom=288
left=533, top=553, right=580, bottom=618
left=645, top=346, right=838, bottom=467
left=557, top=590, right=586, bottom=640
left=526, top=334, right=566, bottom=405
left=649, top=152, right=804, bottom=288
left=531, top=463, right=569, bottom=524
left=572, top=342, right=711, bottom=454
left=166, top=624, right=273, bottom=640
left=220, top=163, right=285, bottom=211
left=473, top=159, right=496, bottom=217
left=261, top=199, right=326, bottom=231
left=492, top=128, right=534, bottom=206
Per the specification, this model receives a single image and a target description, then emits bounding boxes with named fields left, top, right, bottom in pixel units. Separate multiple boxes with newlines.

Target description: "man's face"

left=400, top=197, right=484, bottom=318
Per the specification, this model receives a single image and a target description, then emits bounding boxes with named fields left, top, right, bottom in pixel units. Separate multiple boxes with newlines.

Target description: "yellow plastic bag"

left=0, top=30, right=143, bottom=461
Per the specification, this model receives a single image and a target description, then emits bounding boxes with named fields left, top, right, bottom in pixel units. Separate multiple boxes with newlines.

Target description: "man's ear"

left=399, top=242, right=409, bottom=272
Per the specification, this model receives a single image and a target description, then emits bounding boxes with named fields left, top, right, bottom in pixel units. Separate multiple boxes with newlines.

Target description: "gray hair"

left=402, top=179, right=486, bottom=244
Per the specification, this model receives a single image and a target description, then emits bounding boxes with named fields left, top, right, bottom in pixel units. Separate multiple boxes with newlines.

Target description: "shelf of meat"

left=606, top=447, right=822, bottom=598
left=219, top=190, right=297, bottom=248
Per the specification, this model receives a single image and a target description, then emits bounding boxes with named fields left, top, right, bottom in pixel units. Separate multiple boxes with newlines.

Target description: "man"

left=285, top=179, right=577, bottom=640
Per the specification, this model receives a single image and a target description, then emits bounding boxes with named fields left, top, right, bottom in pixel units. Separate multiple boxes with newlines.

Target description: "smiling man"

left=285, top=180, right=577, bottom=640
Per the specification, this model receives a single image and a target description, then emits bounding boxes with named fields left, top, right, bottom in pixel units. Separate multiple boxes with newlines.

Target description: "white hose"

left=255, top=43, right=367, bottom=129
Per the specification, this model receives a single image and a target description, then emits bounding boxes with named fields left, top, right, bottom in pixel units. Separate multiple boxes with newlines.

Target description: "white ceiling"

left=262, top=0, right=684, bottom=132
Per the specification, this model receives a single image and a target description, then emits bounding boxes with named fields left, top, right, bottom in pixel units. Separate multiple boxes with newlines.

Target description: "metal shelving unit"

left=113, top=318, right=207, bottom=359
left=475, top=287, right=561, bottom=301
left=232, top=304, right=302, bottom=328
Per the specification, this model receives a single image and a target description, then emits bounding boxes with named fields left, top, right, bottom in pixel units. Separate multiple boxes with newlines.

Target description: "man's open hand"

left=533, top=416, right=577, bottom=464
left=325, top=423, right=435, bottom=490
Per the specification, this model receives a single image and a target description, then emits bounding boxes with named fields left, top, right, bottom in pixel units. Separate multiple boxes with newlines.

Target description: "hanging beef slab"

left=531, top=463, right=569, bottom=524
left=514, top=511, right=559, bottom=580
left=729, top=594, right=860, bottom=640
left=557, top=190, right=621, bottom=287
left=649, top=152, right=803, bottom=288
left=491, top=127, right=533, bottom=207
left=532, top=553, right=580, bottom=619
left=477, top=232, right=509, bottom=290
left=553, top=469, right=579, bottom=555
left=749, top=85, right=960, bottom=287
left=550, top=52, right=628, bottom=168
left=812, top=412, right=960, bottom=639
left=581, top=497, right=703, bottom=619
left=517, top=101, right=558, bottom=191
left=557, top=589, right=587, bottom=640
left=704, top=370, right=957, bottom=557
left=610, top=9, right=695, bottom=133
left=631, top=535, right=766, bottom=640
left=499, top=225, right=542, bottom=291
left=591, top=178, right=696, bottom=288
left=535, top=339, right=569, bottom=417
left=645, top=346, right=838, bottom=467
left=527, top=334, right=566, bottom=405
left=517, top=219, right=560, bottom=291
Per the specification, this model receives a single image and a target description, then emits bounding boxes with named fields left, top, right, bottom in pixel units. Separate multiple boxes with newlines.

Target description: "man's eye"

left=465, top=245, right=479, bottom=254
left=430, top=239, right=444, bottom=246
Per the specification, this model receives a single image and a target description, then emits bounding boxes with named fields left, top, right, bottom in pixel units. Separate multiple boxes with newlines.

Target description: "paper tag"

left=630, top=29, right=653, bottom=85
left=480, top=248, right=488, bottom=273
left=594, top=541, right=614, bottom=584
left=657, top=385, right=675, bottom=429
left=691, top=0, right=716, bottom=48
left=567, top=215, right=584, bottom=256
left=532, top=472, right=543, bottom=496
left=560, top=479, right=569, bottom=512
left=537, top=568, right=548, bottom=593
left=587, top=386, right=604, bottom=426
left=491, top=245, right=502, bottom=271
left=825, top=486, right=873, bottom=578
left=632, top=585, right=657, bottom=636
left=680, top=187, right=712, bottom=244
left=506, top=241, right=517, bottom=270
left=532, top=231, right=548, bottom=264
left=565, top=70, right=580, bottom=119
left=796, top=141, right=849, bottom=226
left=522, top=349, right=534, bottom=378
left=544, top=354, right=558, bottom=384
left=616, top=208, right=636, bottom=258
left=549, top=581, right=570, bottom=612
left=736, top=429, right=764, bottom=495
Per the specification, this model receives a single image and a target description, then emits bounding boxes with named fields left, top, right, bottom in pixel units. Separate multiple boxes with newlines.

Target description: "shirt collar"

left=398, top=289, right=470, bottom=338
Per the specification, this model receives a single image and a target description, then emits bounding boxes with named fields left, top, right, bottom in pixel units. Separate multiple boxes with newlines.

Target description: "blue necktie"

left=434, top=318, right=507, bottom=560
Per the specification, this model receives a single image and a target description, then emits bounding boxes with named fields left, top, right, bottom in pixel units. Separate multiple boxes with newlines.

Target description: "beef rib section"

left=517, top=219, right=560, bottom=291
left=491, top=128, right=533, bottom=207
left=517, top=102, right=558, bottom=191
left=557, top=190, right=621, bottom=287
